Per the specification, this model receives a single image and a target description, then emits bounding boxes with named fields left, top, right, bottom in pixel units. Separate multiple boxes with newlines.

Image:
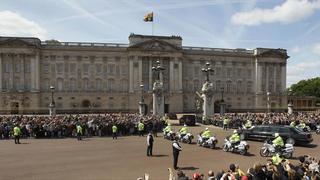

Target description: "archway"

left=82, top=100, right=91, bottom=108
left=214, top=100, right=221, bottom=113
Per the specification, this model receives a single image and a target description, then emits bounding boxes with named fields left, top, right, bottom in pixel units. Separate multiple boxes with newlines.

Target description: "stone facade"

left=0, top=34, right=289, bottom=114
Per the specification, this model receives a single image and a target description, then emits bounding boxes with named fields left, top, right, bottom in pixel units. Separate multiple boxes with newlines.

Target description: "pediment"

left=256, top=49, right=289, bottom=59
left=0, top=38, right=39, bottom=48
left=128, top=39, right=181, bottom=52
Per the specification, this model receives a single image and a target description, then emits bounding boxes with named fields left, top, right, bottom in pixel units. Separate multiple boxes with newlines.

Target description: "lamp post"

left=220, top=87, right=226, bottom=115
left=49, top=86, right=56, bottom=116
left=288, top=88, right=293, bottom=114
left=139, top=84, right=146, bottom=115
left=267, top=91, right=271, bottom=113
left=201, top=62, right=214, bottom=82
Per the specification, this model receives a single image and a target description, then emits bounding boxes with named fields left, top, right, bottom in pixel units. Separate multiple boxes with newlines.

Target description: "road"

left=0, top=123, right=319, bottom=180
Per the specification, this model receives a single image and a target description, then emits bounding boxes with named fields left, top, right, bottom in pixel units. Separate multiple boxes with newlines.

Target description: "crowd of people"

left=0, top=113, right=164, bottom=139
left=211, top=112, right=320, bottom=130
left=138, top=154, right=319, bottom=180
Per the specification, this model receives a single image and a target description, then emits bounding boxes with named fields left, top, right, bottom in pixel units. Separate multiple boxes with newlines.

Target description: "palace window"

left=15, top=62, right=21, bottom=73
left=237, top=81, right=242, bottom=94
left=108, top=64, right=115, bottom=75
left=57, top=78, right=63, bottom=91
left=70, top=63, right=76, bottom=74
left=96, top=64, right=102, bottom=75
left=57, top=63, right=63, bottom=74
left=24, top=59, right=31, bottom=73
left=70, top=79, right=76, bottom=91
left=83, top=64, right=89, bottom=75
left=83, top=78, right=89, bottom=90
left=96, top=79, right=102, bottom=90
left=226, top=81, right=232, bottom=93
left=43, top=63, right=49, bottom=74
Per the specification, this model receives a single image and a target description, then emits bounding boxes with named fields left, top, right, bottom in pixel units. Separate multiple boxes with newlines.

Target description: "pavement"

left=0, top=122, right=319, bottom=180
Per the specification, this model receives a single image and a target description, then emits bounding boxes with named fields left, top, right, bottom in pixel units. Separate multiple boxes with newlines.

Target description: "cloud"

left=287, top=61, right=320, bottom=86
left=231, top=0, right=320, bottom=26
left=0, top=10, right=47, bottom=39
left=312, top=43, right=320, bottom=55
left=291, top=46, right=301, bottom=54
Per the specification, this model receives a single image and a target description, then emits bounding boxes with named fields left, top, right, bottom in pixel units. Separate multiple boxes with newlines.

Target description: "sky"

left=0, top=0, right=319, bottom=87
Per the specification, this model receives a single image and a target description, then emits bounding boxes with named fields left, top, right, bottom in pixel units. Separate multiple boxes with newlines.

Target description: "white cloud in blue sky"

left=0, top=0, right=319, bottom=87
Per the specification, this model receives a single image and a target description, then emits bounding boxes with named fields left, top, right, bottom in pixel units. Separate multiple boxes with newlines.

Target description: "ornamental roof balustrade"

left=182, top=46, right=254, bottom=54
left=41, top=41, right=129, bottom=48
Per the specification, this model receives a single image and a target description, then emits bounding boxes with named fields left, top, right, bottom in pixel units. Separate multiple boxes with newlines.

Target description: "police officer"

left=244, top=119, right=252, bottom=129
left=147, top=132, right=154, bottom=156
left=272, top=153, right=282, bottom=165
left=172, top=140, right=182, bottom=170
left=13, top=124, right=21, bottom=144
left=223, top=116, right=229, bottom=131
left=201, top=127, right=212, bottom=141
left=76, top=124, right=83, bottom=141
left=229, top=130, right=240, bottom=149
left=112, top=124, right=118, bottom=139
left=272, top=133, right=284, bottom=153
left=138, top=121, right=145, bottom=137
left=179, top=124, right=188, bottom=138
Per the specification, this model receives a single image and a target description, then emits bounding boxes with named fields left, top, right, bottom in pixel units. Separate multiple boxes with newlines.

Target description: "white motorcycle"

left=177, top=132, right=194, bottom=144
left=163, top=130, right=176, bottom=141
left=259, top=139, right=294, bottom=159
left=316, top=125, right=320, bottom=135
left=296, top=124, right=311, bottom=132
left=223, top=138, right=249, bottom=155
left=197, top=135, right=218, bottom=149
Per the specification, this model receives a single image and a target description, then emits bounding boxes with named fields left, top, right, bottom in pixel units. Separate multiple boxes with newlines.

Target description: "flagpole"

left=152, top=21, right=154, bottom=36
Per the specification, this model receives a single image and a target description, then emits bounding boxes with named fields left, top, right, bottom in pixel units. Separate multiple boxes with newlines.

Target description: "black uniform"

left=172, top=141, right=182, bottom=169
left=147, top=133, right=154, bottom=156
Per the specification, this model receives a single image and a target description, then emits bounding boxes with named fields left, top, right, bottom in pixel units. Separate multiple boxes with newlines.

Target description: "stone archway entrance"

left=10, top=102, right=19, bottom=114
left=214, top=100, right=221, bottom=113
left=82, top=100, right=91, bottom=108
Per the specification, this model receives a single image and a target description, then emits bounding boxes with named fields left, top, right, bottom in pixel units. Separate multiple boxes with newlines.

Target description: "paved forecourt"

left=0, top=123, right=319, bottom=180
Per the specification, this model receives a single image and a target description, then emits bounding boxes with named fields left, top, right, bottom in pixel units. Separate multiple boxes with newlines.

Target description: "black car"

left=239, top=125, right=313, bottom=145
left=179, top=115, right=196, bottom=126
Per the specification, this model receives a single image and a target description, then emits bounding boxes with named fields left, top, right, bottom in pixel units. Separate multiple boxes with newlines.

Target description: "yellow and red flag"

left=143, top=12, right=153, bottom=22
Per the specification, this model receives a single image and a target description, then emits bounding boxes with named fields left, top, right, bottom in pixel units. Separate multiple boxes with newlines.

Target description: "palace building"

left=0, top=34, right=288, bottom=114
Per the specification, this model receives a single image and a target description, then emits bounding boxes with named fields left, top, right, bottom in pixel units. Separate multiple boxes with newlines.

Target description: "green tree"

left=289, top=77, right=320, bottom=98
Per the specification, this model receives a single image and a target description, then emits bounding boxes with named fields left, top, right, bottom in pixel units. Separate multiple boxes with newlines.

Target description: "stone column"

left=9, top=54, right=14, bottom=90
left=138, top=57, right=142, bottom=84
left=178, top=59, right=182, bottom=91
left=129, top=58, right=134, bottom=93
left=153, top=80, right=164, bottom=116
left=0, top=53, right=2, bottom=91
left=149, top=57, right=153, bottom=91
left=35, top=52, right=40, bottom=91
left=169, top=58, right=175, bottom=92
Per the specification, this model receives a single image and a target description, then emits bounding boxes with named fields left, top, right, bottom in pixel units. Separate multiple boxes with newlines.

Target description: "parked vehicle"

left=177, top=132, right=193, bottom=144
left=223, top=139, right=249, bottom=155
left=239, top=125, right=313, bottom=145
left=259, top=139, right=294, bottom=159
left=179, top=115, right=196, bottom=126
left=197, top=135, right=218, bottom=149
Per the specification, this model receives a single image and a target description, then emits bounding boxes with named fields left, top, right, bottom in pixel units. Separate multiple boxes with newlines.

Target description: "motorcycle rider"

left=201, top=127, right=212, bottom=142
left=229, top=130, right=240, bottom=150
left=272, top=133, right=284, bottom=153
left=163, top=123, right=172, bottom=138
left=244, top=119, right=252, bottom=129
left=179, top=124, right=188, bottom=138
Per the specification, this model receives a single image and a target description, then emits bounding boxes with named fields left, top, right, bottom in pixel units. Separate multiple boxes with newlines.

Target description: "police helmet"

left=233, top=130, right=237, bottom=134
left=274, top=133, right=279, bottom=137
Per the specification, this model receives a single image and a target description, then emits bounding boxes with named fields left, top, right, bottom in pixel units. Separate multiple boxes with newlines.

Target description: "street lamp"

left=201, top=62, right=214, bottom=82
left=140, top=84, right=145, bottom=103
left=49, top=86, right=56, bottom=116
left=220, top=87, right=226, bottom=115
left=267, top=91, right=271, bottom=113
left=220, top=87, right=225, bottom=102
left=139, top=84, right=146, bottom=115
left=288, top=88, right=293, bottom=114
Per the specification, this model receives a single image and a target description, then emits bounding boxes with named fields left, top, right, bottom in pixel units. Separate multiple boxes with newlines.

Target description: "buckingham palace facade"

left=0, top=34, right=288, bottom=114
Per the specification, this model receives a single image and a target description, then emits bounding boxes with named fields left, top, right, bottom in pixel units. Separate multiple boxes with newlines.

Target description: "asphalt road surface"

left=1, top=123, right=319, bottom=180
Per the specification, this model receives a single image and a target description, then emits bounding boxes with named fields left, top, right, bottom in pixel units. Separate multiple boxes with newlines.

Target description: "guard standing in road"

left=147, top=132, right=154, bottom=156
left=223, top=116, right=229, bottom=131
left=112, top=124, right=118, bottom=139
left=138, top=121, right=145, bottom=137
left=13, top=124, right=21, bottom=144
left=172, top=140, right=182, bottom=170
left=76, top=124, right=83, bottom=141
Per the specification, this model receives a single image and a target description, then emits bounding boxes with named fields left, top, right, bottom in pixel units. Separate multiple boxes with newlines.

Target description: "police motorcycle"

left=296, top=124, right=311, bottom=132
left=163, top=130, right=176, bottom=141
left=177, top=132, right=194, bottom=144
left=316, top=125, right=320, bottom=134
left=223, top=138, right=249, bottom=155
left=197, top=134, right=218, bottom=149
left=259, top=139, right=294, bottom=159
